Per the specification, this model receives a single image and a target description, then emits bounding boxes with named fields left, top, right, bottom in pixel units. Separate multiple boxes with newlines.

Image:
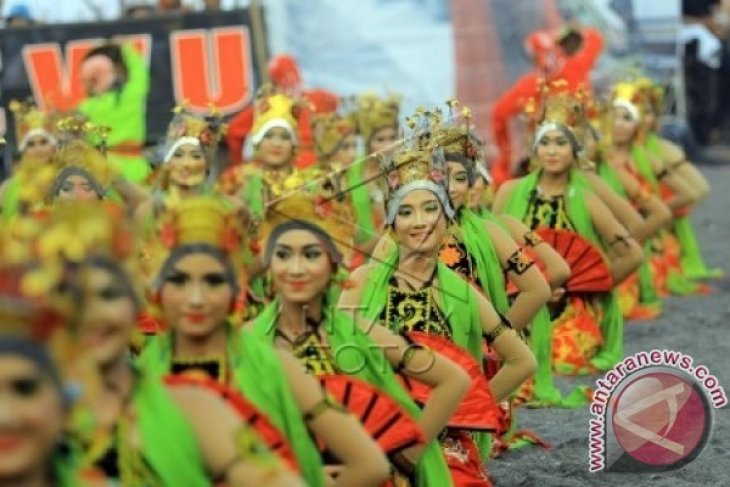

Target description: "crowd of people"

left=0, top=17, right=723, bottom=487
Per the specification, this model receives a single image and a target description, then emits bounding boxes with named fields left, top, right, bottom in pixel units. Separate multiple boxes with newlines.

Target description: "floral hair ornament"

left=145, top=196, right=248, bottom=295
left=530, top=79, right=586, bottom=156
left=352, top=91, right=401, bottom=148
left=379, top=107, right=454, bottom=224
left=260, top=172, right=356, bottom=268
left=162, top=102, right=227, bottom=164
left=250, top=84, right=301, bottom=146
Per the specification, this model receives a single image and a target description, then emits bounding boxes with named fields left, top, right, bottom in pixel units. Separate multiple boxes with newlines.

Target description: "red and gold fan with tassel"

left=537, top=228, right=613, bottom=293
left=317, top=375, right=426, bottom=456
left=396, top=332, right=502, bottom=432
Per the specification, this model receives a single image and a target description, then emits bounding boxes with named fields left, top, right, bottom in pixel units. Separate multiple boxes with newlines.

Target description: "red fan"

left=536, top=228, right=613, bottom=293
left=318, top=375, right=426, bottom=456
left=396, top=332, right=502, bottom=432
left=164, top=375, right=299, bottom=473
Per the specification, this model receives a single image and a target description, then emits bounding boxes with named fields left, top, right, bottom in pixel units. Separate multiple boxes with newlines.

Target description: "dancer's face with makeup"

left=330, top=134, right=358, bottom=167
left=0, top=354, right=64, bottom=480
left=168, top=143, right=207, bottom=189
left=447, top=161, right=470, bottom=210
left=468, top=174, right=487, bottom=210
left=56, top=174, right=98, bottom=202
left=23, top=135, right=55, bottom=161
left=270, top=229, right=334, bottom=305
left=611, top=106, right=639, bottom=145
left=77, top=265, right=137, bottom=368
left=535, top=129, right=575, bottom=175
left=257, top=127, right=295, bottom=169
left=393, top=189, right=447, bottom=254
left=160, top=253, right=234, bottom=339
left=368, top=127, right=398, bottom=156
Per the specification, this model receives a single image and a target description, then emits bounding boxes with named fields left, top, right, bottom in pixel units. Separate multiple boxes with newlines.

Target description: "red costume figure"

left=226, top=54, right=338, bottom=168
left=490, top=26, right=604, bottom=186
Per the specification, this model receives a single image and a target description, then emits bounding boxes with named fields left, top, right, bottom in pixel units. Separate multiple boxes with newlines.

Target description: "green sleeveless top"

left=251, top=299, right=453, bottom=487
left=137, top=330, right=325, bottom=486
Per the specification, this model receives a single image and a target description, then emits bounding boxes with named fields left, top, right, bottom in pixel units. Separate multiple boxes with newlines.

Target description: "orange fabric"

left=551, top=296, right=603, bottom=375
left=490, top=28, right=603, bottom=186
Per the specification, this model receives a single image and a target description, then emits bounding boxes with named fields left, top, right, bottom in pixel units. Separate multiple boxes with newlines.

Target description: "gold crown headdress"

left=163, top=104, right=228, bottom=163
left=530, top=82, right=587, bottom=155
left=634, top=77, right=664, bottom=116
left=0, top=212, right=76, bottom=343
left=378, top=107, right=454, bottom=224
left=251, top=85, right=300, bottom=146
left=353, top=92, right=401, bottom=145
left=313, top=111, right=358, bottom=158
left=430, top=99, right=488, bottom=179
left=9, top=99, right=58, bottom=153
left=145, top=196, right=247, bottom=290
left=42, top=139, right=116, bottom=204
left=55, top=115, right=111, bottom=155
left=260, top=173, right=355, bottom=267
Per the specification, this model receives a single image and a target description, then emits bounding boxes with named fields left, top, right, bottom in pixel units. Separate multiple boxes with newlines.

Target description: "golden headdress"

left=378, top=107, right=454, bottom=224
left=530, top=84, right=587, bottom=154
left=251, top=85, right=300, bottom=146
left=634, top=77, right=664, bottom=118
left=429, top=100, right=488, bottom=179
left=44, top=139, right=116, bottom=203
left=313, top=111, right=357, bottom=158
left=353, top=92, right=401, bottom=145
left=260, top=173, right=355, bottom=266
left=9, top=99, right=58, bottom=152
left=163, top=105, right=227, bottom=163
left=610, top=81, right=649, bottom=122
left=144, top=196, right=247, bottom=290
left=0, top=212, right=75, bottom=341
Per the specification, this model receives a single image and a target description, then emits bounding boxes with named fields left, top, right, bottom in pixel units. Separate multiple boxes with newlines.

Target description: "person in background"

left=4, top=3, right=36, bottom=27
left=226, top=54, right=339, bottom=169
left=77, top=42, right=151, bottom=184
left=491, top=23, right=604, bottom=186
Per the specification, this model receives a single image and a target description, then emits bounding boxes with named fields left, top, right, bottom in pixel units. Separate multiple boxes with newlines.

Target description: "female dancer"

left=608, top=82, right=706, bottom=297
left=35, top=202, right=305, bottom=486
left=250, top=179, right=471, bottom=484
left=1, top=100, right=57, bottom=219
left=134, top=107, right=227, bottom=236
left=635, top=77, right=722, bottom=280
left=494, top=93, right=644, bottom=374
left=0, top=251, right=77, bottom=486
left=340, top=141, right=537, bottom=485
left=138, top=196, right=390, bottom=486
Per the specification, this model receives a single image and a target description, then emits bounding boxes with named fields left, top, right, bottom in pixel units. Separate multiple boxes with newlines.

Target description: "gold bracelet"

left=523, top=230, right=545, bottom=247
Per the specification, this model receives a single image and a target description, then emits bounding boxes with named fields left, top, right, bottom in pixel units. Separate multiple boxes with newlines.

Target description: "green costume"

left=251, top=299, right=453, bottom=487
left=78, top=44, right=150, bottom=184
left=137, top=330, right=325, bottom=486
left=502, top=169, right=623, bottom=372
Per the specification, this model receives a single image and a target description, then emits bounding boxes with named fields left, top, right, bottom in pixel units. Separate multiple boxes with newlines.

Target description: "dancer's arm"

left=487, top=220, right=551, bottom=330
left=499, top=214, right=571, bottom=289
left=581, top=170, right=644, bottom=237
left=366, top=324, right=469, bottom=445
left=169, top=385, right=305, bottom=487
left=585, top=192, right=644, bottom=284
left=660, top=138, right=710, bottom=202
left=277, top=350, right=390, bottom=487
left=475, top=291, right=537, bottom=401
left=616, top=168, right=672, bottom=242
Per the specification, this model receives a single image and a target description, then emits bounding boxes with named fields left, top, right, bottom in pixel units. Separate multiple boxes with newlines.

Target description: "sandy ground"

left=489, top=164, right=730, bottom=486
